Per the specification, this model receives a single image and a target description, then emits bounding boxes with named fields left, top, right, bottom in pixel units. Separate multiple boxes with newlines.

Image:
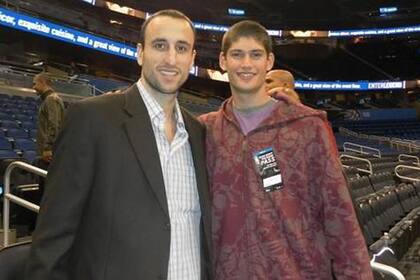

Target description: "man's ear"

left=266, top=52, right=275, bottom=71
left=190, top=49, right=197, bottom=69
left=219, top=52, right=227, bottom=71
left=137, top=43, right=143, bottom=66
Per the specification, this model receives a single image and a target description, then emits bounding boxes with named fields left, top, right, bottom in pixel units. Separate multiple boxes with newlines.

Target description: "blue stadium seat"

left=0, top=112, right=15, bottom=121
left=1, top=120, right=19, bottom=129
left=0, top=150, right=18, bottom=159
left=23, top=109, right=37, bottom=116
left=24, top=96, right=36, bottom=102
left=13, top=114, right=32, bottom=122
left=22, top=150, right=37, bottom=163
left=0, top=138, right=12, bottom=150
left=5, top=109, right=22, bottom=115
left=7, top=129, right=28, bottom=139
left=20, top=121, right=36, bottom=129
left=0, top=103, right=15, bottom=109
left=11, top=95, right=23, bottom=100
left=14, top=138, right=36, bottom=151
left=29, top=129, right=37, bottom=139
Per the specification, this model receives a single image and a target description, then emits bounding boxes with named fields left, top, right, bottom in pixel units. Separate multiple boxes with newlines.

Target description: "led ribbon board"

left=329, top=25, right=420, bottom=37
left=0, top=7, right=137, bottom=60
left=295, top=80, right=406, bottom=91
left=0, top=7, right=412, bottom=91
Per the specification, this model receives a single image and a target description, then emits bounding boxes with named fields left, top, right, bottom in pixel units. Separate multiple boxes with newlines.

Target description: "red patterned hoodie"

left=199, top=97, right=373, bottom=280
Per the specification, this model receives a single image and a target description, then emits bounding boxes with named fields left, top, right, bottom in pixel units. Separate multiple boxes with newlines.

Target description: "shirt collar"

left=136, top=79, right=186, bottom=130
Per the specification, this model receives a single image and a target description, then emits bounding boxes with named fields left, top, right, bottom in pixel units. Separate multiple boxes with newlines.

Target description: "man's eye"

left=230, top=52, right=243, bottom=59
left=251, top=52, right=263, bottom=59
left=153, top=43, right=167, bottom=50
left=176, top=45, right=188, bottom=53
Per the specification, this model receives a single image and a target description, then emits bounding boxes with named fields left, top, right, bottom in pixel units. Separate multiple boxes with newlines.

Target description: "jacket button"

left=165, top=222, right=170, bottom=231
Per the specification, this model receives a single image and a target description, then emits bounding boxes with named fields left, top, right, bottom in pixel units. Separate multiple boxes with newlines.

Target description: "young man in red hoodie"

left=199, top=20, right=373, bottom=280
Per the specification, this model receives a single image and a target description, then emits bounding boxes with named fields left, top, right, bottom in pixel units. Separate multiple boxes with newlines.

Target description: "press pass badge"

left=253, top=147, right=283, bottom=192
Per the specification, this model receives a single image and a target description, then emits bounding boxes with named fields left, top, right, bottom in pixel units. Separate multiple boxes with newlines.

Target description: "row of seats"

left=1, top=120, right=37, bottom=129
left=341, top=151, right=420, bottom=278
left=366, top=182, right=420, bottom=278
left=0, top=112, right=37, bottom=121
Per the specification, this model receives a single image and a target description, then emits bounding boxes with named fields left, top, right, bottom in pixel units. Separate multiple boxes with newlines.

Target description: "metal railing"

left=398, top=154, right=420, bottom=166
left=339, top=154, right=373, bottom=175
left=391, top=140, right=420, bottom=153
left=338, top=127, right=359, bottom=137
left=395, top=164, right=420, bottom=182
left=370, top=260, right=406, bottom=280
left=343, top=142, right=381, bottom=158
left=3, top=161, right=46, bottom=247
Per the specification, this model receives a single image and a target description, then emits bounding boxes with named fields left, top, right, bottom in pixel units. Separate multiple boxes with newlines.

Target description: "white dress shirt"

left=137, top=80, right=201, bottom=280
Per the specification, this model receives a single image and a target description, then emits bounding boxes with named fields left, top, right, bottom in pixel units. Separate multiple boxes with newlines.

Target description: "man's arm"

left=313, top=118, right=373, bottom=279
left=25, top=102, right=95, bottom=280
left=43, top=95, right=64, bottom=157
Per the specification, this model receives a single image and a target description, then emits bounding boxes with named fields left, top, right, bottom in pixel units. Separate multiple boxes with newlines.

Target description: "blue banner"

left=295, top=80, right=406, bottom=91
left=328, top=25, right=420, bottom=37
left=0, top=7, right=137, bottom=60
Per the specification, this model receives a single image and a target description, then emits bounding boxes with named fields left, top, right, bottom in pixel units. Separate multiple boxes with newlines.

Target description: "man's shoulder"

left=179, top=107, right=206, bottom=133
left=197, top=110, right=223, bottom=126
left=272, top=101, right=327, bottom=125
left=44, top=91, right=62, bottom=102
left=79, top=91, right=126, bottom=109
left=66, top=92, right=126, bottom=123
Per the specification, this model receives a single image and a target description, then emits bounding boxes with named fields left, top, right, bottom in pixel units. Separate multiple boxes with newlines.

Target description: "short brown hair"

left=34, top=72, right=52, bottom=87
left=139, top=9, right=196, bottom=47
left=221, top=20, right=272, bottom=55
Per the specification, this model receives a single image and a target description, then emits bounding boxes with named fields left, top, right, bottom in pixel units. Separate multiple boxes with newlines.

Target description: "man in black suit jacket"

left=24, top=10, right=212, bottom=280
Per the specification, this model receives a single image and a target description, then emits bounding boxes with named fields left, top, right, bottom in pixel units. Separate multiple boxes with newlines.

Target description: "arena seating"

left=0, top=93, right=38, bottom=164
left=337, top=120, right=420, bottom=140
left=342, top=152, right=420, bottom=279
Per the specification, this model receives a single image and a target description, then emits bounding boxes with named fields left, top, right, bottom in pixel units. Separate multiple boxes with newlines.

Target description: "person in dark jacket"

left=25, top=10, right=212, bottom=280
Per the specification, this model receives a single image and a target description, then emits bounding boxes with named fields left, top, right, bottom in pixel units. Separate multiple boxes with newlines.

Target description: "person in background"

left=25, top=9, right=212, bottom=280
left=266, top=69, right=300, bottom=103
left=199, top=20, right=373, bottom=279
left=32, top=72, right=65, bottom=197
left=32, top=73, right=65, bottom=162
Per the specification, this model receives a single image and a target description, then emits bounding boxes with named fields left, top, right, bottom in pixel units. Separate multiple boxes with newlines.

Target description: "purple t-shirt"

left=233, top=99, right=277, bottom=135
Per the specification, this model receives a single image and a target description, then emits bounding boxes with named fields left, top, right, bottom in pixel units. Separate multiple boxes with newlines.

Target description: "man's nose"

left=163, top=47, right=177, bottom=65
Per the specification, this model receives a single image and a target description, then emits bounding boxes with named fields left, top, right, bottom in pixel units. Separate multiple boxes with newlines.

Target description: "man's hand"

left=42, top=150, right=53, bottom=162
left=268, top=87, right=300, bottom=104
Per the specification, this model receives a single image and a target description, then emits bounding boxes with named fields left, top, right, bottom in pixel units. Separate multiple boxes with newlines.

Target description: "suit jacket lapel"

left=122, top=85, right=169, bottom=217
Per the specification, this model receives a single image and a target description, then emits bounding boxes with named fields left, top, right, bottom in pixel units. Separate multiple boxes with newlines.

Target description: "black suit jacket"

left=25, top=85, right=212, bottom=280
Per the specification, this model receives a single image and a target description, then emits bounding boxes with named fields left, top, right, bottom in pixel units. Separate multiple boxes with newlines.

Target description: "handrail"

left=391, top=140, right=420, bottom=153
left=338, top=127, right=359, bottom=137
left=3, top=161, right=47, bottom=247
left=343, top=142, right=381, bottom=158
left=398, top=154, right=420, bottom=166
left=339, top=154, right=373, bottom=175
left=395, top=164, right=420, bottom=182
left=370, top=261, right=405, bottom=280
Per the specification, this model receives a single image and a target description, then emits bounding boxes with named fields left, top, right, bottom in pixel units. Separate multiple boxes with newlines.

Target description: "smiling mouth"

left=158, top=68, right=179, bottom=77
left=237, top=72, right=256, bottom=80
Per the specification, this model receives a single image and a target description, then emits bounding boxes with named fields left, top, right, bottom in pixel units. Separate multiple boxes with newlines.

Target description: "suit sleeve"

left=25, top=102, right=96, bottom=280
left=313, top=119, right=373, bottom=279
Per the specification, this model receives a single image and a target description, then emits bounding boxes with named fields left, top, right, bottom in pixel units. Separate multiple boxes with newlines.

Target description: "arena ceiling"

left=111, top=0, right=420, bottom=29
